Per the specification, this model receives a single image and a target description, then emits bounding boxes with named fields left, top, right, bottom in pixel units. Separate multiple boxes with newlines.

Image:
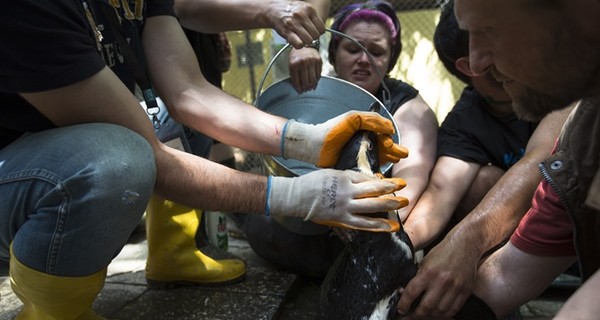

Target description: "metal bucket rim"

left=256, top=75, right=400, bottom=176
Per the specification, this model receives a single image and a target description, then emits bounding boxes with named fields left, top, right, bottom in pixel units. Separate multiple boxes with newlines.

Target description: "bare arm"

left=440, top=104, right=574, bottom=263
left=554, top=269, right=600, bottom=320
left=305, top=0, right=329, bottom=20
left=396, top=104, right=575, bottom=319
left=403, top=156, right=481, bottom=250
left=174, top=0, right=324, bottom=48
left=390, top=95, right=439, bottom=222
left=20, top=66, right=268, bottom=214
left=476, top=242, right=575, bottom=318
left=143, top=15, right=287, bottom=156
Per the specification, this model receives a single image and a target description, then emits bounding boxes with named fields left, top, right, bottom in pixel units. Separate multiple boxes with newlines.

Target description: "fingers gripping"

left=378, top=135, right=409, bottom=163
left=311, top=185, right=409, bottom=233
left=313, top=216, right=401, bottom=232
left=318, top=112, right=397, bottom=167
left=341, top=171, right=406, bottom=196
left=352, top=194, right=409, bottom=212
left=279, top=1, right=323, bottom=48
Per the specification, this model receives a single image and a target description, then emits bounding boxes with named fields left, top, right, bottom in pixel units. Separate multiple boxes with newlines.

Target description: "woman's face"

left=334, top=21, right=392, bottom=95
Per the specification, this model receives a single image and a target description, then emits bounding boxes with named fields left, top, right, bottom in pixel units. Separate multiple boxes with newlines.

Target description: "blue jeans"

left=0, top=124, right=156, bottom=276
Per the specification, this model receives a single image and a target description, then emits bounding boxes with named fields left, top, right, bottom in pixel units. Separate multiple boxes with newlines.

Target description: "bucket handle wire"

left=253, top=28, right=392, bottom=108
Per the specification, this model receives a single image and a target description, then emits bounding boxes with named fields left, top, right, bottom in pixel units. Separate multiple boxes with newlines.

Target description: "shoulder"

left=0, top=0, right=104, bottom=93
left=384, top=77, right=419, bottom=96
left=383, top=77, right=420, bottom=114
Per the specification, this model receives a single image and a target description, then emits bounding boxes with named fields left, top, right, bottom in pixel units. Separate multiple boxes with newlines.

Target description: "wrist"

left=282, top=120, right=319, bottom=164
left=403, top=222, right=428, bottom=251
left=445, top=227, right=486, bottom=260
left=266, top=176, right=304, bottom=218
left=304, top=39, right=320, bottom=51
left=265, top=176, right=273, bottom=216
left=260, top=1, right=278, bottom=28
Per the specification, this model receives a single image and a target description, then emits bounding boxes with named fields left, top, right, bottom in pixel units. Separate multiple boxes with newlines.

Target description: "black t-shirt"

left=375, top=77, right=419, bottom=115
left=184, top=30, right=222, bottom=88
left=0, top=0, right=175, bottom=148
left=374, top=77, right=419, bottom=177
left=437, top=86, right=538, bottom=170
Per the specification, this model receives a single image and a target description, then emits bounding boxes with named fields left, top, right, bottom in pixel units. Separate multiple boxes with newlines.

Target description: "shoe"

left=145, top=196, right=246, bottom=288
left=9, top=244, right=106, bottom=319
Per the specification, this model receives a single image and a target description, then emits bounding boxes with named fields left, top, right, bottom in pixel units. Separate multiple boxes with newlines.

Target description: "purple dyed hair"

left=338, top=9, right=398, bottom=40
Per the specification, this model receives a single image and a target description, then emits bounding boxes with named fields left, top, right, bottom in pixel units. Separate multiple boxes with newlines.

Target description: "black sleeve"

left=147, top=0, right=176, bottom=17
left=382, top=78, right=419, bottom=115
left=437, top=88, right=493, bottom=165
left=437, top=87, right=537, bottom=169
left=0, top=0, right=105, bottom=93
left=437, top=108, right=492, bottom=164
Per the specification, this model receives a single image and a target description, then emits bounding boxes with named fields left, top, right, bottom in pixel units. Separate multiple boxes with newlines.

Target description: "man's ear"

left=455, top=57, right=477, bottom=77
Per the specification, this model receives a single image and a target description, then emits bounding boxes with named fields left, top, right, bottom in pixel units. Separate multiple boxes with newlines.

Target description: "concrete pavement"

left=0, top=222, right=580, bottom=320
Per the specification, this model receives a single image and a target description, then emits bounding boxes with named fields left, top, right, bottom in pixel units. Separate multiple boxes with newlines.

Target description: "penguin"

left=320, top=108, right=416, bottom=320
left=319, top=103, right=497, bottom=320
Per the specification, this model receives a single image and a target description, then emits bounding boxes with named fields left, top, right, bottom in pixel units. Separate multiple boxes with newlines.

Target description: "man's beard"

left=508, top=45, right=600, bottom=121
left=510, top=86, right=576, bottom=121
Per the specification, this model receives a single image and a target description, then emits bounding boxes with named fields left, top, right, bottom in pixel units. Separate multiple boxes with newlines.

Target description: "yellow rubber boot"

left=9, top=246, right=106, bottom=320
left=145, top=195, right=246, bottom=288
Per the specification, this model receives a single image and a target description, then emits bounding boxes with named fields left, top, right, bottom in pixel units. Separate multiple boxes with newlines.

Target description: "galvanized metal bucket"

left=254, top=31, right=400, bottom=234
left=256, top=75, right=399, bottom=176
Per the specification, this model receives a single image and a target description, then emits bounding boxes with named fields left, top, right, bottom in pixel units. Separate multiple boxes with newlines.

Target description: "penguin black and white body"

left=319, top=111, right=497, bottom=320
left=320, top=123, right=417, bottom=320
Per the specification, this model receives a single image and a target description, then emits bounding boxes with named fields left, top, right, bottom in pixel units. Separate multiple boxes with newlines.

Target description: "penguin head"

left=334, top=102, right=382, bottom=175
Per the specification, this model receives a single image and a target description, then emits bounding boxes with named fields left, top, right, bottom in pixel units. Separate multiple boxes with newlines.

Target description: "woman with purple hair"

left=244, top=0, right=438, bottom=282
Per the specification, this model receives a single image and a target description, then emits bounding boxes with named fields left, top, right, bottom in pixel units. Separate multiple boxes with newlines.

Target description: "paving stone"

left=0, top=234, right=577, bottom=320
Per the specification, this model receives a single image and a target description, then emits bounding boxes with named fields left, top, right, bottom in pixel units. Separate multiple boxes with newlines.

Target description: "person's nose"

left=357, top=51, right=370, bottom=66
left=469, top=38, right=493, bottom=76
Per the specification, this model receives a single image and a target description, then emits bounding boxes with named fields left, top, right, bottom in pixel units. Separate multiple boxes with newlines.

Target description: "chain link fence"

left=221, top=0, right=463, bottom=173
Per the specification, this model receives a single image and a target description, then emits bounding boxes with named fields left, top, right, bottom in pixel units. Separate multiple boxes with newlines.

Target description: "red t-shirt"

left=510, top=171, right=576, bottom=256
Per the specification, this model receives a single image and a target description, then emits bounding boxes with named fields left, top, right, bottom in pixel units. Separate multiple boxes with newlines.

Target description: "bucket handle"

left=254, top=28, right=392, bottom=109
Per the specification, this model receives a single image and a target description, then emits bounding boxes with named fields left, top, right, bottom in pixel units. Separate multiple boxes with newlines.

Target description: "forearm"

left=392, top=134, right=436, bottom=222
left=444, top=150, right=545, bottom=257
left=168, top=82, right=286, bottom=156
left=448, top=105, right=573, bottom=259
left=555, top=269, right=600, bottom=320
left=404, top=183, right=465, bottom=250
left=174, top=0, right=277, bottom=33
left=143, top=16, right=286, bottom=156
left=402, top=156, right=478, bottom=250
left=391, top=96, right=438, bottom=221
left=476, top=243, right=575, bottom=318
left=394, top=163, right=432, bottom=222
left=153, top=144, right=268, bottom=213
left=305, top=0, right=330, bottom=21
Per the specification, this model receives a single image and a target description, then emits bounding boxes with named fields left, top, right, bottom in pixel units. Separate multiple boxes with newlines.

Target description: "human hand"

left=288, top=47, right=322, bottom=93
left=282, top=111, right=409, bottom=168
left=396, top=238, right=479, bottom=319
left=266, top=169, right=408, bottom=232
left=267, top=0, right=325, bottom=48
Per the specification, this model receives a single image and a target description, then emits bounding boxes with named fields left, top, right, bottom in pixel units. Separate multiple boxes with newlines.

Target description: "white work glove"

left=266, top=169, right=408, bottom=232
left=282, top=111, right=409, bottom=168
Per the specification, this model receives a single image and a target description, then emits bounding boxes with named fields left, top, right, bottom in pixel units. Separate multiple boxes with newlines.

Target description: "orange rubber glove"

left=282, top=111, right=409, bottom=168
left=266, top=169, right=408, bottom=232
